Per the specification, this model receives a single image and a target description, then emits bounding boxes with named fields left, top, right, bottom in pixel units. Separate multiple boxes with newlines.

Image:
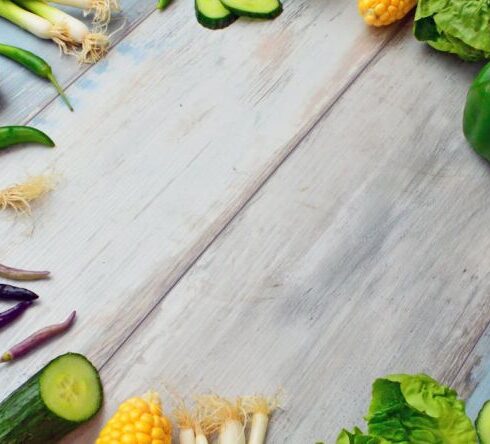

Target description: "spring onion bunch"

left=15, top=0, right=108, bottom=63
left=0, top=0, right=68, bottom=45
left=197, top=396, right=247, bottom=444
left=174, top=402, right=215, bottom=444
left=49, top=0, right=119, bottom=26
left=0, top=0, right=108, bottom=63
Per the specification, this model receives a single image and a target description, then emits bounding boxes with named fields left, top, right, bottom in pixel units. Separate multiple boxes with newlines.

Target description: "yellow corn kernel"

left=358, top=0, right=417, bottom=26
left=96, top=393, right=172, bottom=444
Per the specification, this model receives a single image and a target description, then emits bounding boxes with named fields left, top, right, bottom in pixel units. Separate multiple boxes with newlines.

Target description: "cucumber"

left=477, top=400, right=490, bottom=444
left=218, top=0, right=282, bottom=19
left=196, top=0, right=237, bottom=29
left=0, top=353, right=103, bottom=443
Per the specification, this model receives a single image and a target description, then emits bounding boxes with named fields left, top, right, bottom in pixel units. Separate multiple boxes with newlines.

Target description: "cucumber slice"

left=0, top=353, right=103, bottom=443
left=477, top=400, right=490, bottom=444
left=219, top=0, right=282, bottom=19
left=196, top=0, right=237, bottom=29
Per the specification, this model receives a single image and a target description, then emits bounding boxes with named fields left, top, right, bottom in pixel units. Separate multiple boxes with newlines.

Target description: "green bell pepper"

left=463, top=63, right=490, bottom=161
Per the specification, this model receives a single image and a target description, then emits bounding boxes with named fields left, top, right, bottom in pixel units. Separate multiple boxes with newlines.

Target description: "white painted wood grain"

left=69, top=24, right=490, bottom=443
left=0, top=0, right=395, bottom=431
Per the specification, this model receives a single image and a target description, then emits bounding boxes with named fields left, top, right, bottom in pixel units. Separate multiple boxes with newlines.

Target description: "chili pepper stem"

left=1, top=352, right=13, bottom=362
left=47, top=73, right=73, bottom=111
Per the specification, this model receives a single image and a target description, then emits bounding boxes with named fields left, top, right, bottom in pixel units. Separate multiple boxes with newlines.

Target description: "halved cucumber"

left=0, top=353, right=103, bottom=443
left=196, top=0, right=237, bottom=29
left=477, top=400, right=490, bottom=444
left=219, top=0, right=282, bottom=19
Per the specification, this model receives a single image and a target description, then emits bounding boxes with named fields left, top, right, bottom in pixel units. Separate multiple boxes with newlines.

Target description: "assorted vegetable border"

left=2, top=0, right=490, bottom=443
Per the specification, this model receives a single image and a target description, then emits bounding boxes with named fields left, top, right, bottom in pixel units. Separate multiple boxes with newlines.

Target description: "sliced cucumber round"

left=477, top=400, right=490, bottom=444
left=219, top=0, right=282, bottom=19
left=196, top=0, right=237, bottom=29
left=40, top=353, right=102, bottom=422
left=0, top=353, right=103, bottom=443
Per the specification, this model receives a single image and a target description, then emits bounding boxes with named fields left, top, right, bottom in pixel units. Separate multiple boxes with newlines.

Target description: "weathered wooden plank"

left=0, top=0, right=394, bottom=431
left=0, top=0, right=153, bottom=124
left=69, top=23, right=490, bottom=443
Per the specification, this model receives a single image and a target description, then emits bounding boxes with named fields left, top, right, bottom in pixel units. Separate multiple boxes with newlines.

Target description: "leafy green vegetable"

left=414, top=0, right=490, bottom=61
left=336, top=428, right=389, bottom=444
left=366, top=374, right=477, bottom=443
left=326, top=373, right=477, bottom=444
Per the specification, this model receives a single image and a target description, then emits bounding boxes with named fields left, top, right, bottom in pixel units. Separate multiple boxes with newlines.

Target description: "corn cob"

left=96, top=392, right=172, bottom=444
left=358, top=0, right=417, bottom=27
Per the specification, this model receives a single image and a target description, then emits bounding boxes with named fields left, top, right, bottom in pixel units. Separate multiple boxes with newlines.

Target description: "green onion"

left=14, top=0, right=109, bottom=63
left=0, top=0, right=58, bottom=41
left=49, top=0, right=119, bottom=25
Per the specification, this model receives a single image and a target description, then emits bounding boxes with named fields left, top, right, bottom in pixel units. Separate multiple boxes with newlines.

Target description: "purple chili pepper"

left=0, top=284, right=39, bottom=301
left=0, top=263, right=50, bottom=281
left=0, top=301, right=33, bottom=329
left=1, top=311, right=76, bottom=362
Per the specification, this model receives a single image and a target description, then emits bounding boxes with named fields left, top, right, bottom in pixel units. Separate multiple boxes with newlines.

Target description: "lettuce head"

left=366, top=374, right=477, bottom=443
left=414, top=0, right=490, bottom=61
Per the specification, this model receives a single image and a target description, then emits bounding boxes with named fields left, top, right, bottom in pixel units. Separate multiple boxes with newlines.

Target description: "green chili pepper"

left=0, top=126, right=55, bottom=150
left=463, top=63, right=490, bottom=161
left=0, top=43, right=73, bottom=112
left=157, top=0, right=171, bottom=10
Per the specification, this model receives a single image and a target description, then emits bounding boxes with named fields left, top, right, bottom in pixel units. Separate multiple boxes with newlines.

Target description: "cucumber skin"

left=477, top=400, right=490, bottom=444
left=218, top=0, right=282, bottom=19
left=0, top=353, right=103, bottom=443
left=195, top=5, right=237, bottom=29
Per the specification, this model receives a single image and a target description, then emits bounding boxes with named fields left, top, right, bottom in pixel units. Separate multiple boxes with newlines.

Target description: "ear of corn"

left=358, top=0, right=417, bottom=27
left=96, top=392, right=172, bottom=444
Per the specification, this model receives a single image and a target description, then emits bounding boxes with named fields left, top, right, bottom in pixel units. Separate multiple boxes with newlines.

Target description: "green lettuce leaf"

left=366, top=374, right=477, bottom=443
left=414, top=0, right=490, bottom=61
left=336, top=428, right=389, bottom=444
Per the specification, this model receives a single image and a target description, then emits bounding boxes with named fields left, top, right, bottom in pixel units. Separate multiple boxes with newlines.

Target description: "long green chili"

left=157, top=0, right=171, bottom=10
left=0, top=126, right=54, bottom=150
left=0, top=43, right=73, bottom=111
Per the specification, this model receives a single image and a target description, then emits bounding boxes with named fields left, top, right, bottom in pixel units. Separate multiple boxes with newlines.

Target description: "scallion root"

left=174, top=403, right=196, bottom=444
left=89, top=0, right=119, bottom=25
left=50, top=22, right=78, bottom=54
left=78, top=31, right=109, bottom=63
left=242, top=396, right=278, bottom=444
left=0, top=174, right=55, bottom=214
left=196, top=396, right=246, bottom=444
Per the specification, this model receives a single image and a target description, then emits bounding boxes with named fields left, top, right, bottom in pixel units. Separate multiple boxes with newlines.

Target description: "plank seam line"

left=97, top=21, right=408, bottom=372
left=20, top=5, right=159, bottom=126
left=450, top=316, right=490, bottom=389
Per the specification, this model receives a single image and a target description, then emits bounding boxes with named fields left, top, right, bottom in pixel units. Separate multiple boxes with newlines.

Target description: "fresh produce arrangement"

left=194, top=0, right=282, bottom=30
left=0, top=174, right=55, bottom=213
left=1, top=310, right=76, bottom=362
left=0, top=352, right=103, bottom=443
left=96, top=392, right=172, bottom=444
left=0, top=262, right=50, bottom=281
left=0, top=43, right=72, bottom=110
left=317, top=373, right=489, bottom=443
left=0, top=125, right=54, bottom=150
left=359, top=0, right=417, bottom=27
left=357, top=2, right=490, bottom=163
left=3, top=1, right=490, bottom=443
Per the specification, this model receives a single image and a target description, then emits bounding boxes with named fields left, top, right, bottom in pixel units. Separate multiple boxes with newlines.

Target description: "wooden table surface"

left=1, top=1, right=490, bottom=443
